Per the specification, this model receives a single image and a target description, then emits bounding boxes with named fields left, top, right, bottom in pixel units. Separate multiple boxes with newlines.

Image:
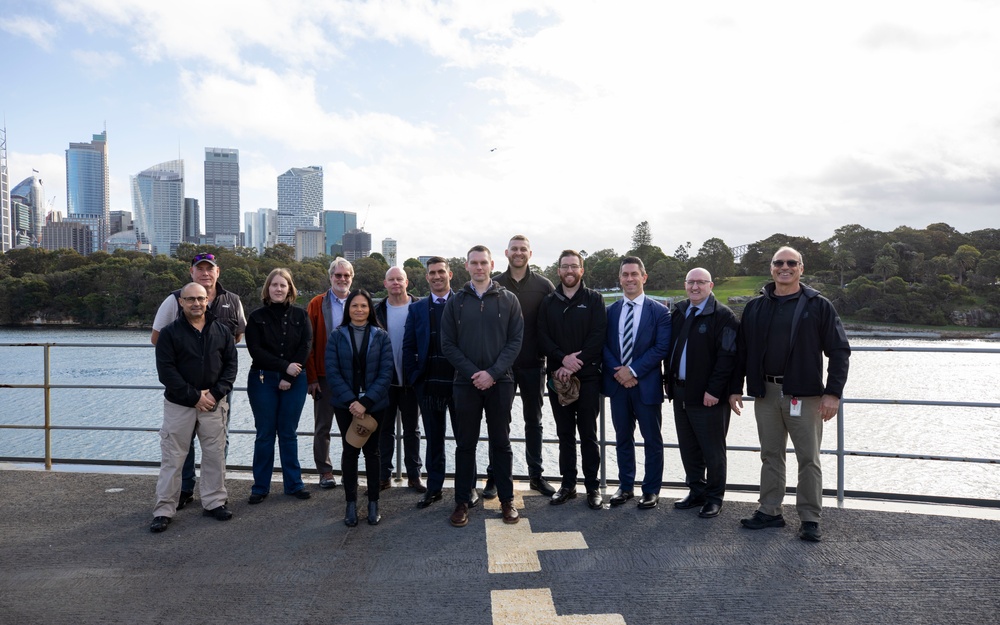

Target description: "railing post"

left=394, top=409, right=402, bottom=482
left=599, top=396, right=607, bottom=491
left=44, top=344, right=52, bottom=471
left=836, top=397, right=845, bottom=507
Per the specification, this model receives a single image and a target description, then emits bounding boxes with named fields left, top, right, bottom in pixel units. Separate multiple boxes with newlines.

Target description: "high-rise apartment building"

left=295, top=228, right=325, bottom=261
left=65, top=130, right=110, bottom=252
left=131, top=160, right=184, bottom=256
left=204, top=148, right=239, bottom=245
left=183, top=198, right=201, bottom=243
left=342, top=228, right=372, bottom=262
left=321, top=210, right=357, bottom=256
left=277, top=166, right=323, bottom=245
left=42, top=221, right=93, bottom=255
left=109, top=210, right=133, bottom=236
left=381, top=238, right=397, bottom=266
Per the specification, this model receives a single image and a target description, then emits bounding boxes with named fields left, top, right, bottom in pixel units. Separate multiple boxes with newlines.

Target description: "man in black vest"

left=665, top=267, right=739, bottom=519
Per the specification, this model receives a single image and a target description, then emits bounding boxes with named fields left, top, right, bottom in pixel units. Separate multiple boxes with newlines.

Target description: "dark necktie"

left=670, top=306, right=698, bottom=378
left=621, top=301, right=635, bottom=365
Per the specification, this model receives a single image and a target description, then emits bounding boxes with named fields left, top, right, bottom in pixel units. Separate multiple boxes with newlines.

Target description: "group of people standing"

left=147, top=237, right=850, bottom=543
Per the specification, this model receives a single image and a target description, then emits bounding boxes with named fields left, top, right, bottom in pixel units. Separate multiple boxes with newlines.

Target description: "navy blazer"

left=401, top=295, right=439, bottom=388
left=602, top=296, right=672, bottom=405
left=324, top=324, right=394, bottom=412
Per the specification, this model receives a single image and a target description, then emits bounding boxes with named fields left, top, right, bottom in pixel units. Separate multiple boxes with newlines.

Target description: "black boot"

left=367, top=500, right=381, bottom=525
left=344, top=501, right=358, bottom=527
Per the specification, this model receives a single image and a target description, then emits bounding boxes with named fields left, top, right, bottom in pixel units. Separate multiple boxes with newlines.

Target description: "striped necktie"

left=622, top=301, right=635, bottom=365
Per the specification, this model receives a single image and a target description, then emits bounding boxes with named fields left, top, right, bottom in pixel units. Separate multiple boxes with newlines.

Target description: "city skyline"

left=3, top=2, right=1000, bottom=269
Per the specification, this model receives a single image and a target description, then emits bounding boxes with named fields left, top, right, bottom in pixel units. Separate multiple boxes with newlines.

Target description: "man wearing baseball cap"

left=151, top=252, right=247, bottom=508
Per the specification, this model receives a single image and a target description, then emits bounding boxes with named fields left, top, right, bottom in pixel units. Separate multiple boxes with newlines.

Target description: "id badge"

left=789, top=397, right=802, bottom=417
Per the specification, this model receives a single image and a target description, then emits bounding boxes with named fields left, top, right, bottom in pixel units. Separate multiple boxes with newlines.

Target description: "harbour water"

left=1, top=326, right=998, bottom=502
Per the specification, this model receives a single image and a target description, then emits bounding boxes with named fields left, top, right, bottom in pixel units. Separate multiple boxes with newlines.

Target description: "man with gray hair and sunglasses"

left=729, top=246, right=850, bottom=542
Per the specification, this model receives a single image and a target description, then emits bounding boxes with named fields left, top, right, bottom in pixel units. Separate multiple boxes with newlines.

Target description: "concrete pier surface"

left=2, top=468, right=998, bottom=625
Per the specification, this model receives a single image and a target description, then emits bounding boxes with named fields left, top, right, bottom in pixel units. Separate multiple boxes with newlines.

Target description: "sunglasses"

left=771, top=259, right=800, bottom=268
left=193, top=253, right=216, bottom=262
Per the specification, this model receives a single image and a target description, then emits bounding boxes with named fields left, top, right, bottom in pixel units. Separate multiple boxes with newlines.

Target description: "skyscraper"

left=1, top=125, right=11, bottom=252
left=65, top=130, right=110, bottom=252
left=11, top=175, right=46, bottom=247
left=342, top=228, right=372, bottom=262
left=382, top=238, right=397, bottom=266
left=183, top=198, right=201, bottom=243
left=246, top=208, right=277, bottom=254
left=276, top=166, right=323, bottom=245
left=131, top=160, right=184, bottom=256
left=204, top=148, right=239, bottom=245
left=321, top=210, right=357, bottom=256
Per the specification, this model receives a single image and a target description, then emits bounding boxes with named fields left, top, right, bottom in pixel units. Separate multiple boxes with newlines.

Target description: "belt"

left=765, top=375, right=784, bottom=384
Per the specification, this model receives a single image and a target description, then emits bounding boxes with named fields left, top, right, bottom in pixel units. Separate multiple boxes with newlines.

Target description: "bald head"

left=384, top=266, right=409, bottom=302
left=684, top=267, right=714, bottom=306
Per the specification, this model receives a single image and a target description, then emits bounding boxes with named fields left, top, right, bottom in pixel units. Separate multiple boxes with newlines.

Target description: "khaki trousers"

left=153, top=398, right=229, bottom=517
left=753, top=381, right=824, bottom=522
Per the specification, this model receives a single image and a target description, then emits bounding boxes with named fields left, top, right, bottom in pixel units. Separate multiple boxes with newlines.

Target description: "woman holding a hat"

left=325, top=289, right=394, bottom=526
left=245, top=268, right=313, bottom=504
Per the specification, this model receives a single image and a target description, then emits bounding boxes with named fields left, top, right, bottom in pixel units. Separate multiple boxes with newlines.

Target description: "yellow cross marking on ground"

left=482, top=490, right=527, bottom=510
left=491, top=589, right=626, bottom=625
left=485, top=518, right=588, bottom=574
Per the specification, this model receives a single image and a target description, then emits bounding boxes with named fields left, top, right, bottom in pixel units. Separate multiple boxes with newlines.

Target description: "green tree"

left=872, top=254, right=898, bottom=288
left=830, top=247, right=856, bottom=287
left=403, top=257, right=425, bottom=270
left=673, top=242, right=692, bottom=265
left=952, top=244, right=981, bottom=286
left=631, top=221, right=652, bottom=249
left=369, top=252, right=388, bottom=266
left=692, top=237, right=735, bottom=279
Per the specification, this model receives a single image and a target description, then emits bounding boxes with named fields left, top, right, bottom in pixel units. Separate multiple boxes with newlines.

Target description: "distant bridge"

left=730, top=243, right=750, bottom=262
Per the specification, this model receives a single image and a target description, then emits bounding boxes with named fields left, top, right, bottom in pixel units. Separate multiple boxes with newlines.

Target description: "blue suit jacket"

left=602, top=296, right=671, bottom=405
left=401, top=296, right=436, bottom=388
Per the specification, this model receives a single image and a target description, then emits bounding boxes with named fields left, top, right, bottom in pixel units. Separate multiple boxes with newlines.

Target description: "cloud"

left=7, top=152, right=68, bottom=216
left=178, top=67, right=438, bottom=155
left=0, top=15, right=57, bottom=50
left=71, top=49, right=125, bottom=77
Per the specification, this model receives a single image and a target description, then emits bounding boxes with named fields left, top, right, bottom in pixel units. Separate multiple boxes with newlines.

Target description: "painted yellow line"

left=491, top=588, right=626, bottom=624
left=485, top=518, right=587, bottom=574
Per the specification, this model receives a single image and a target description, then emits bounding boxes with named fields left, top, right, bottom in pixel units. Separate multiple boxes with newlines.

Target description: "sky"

left=3, top=0, right=999, bottom=270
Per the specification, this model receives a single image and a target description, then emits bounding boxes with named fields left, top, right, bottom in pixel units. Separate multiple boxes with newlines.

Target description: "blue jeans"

left=181, top=392, right=231, bottom=493
left=247, top=370, right=308, bottom=495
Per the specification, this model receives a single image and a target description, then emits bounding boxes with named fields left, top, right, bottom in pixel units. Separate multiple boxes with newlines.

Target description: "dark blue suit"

left=602, top=296, right=671, bottom=494
left=402, top=294, right=455, bottom=494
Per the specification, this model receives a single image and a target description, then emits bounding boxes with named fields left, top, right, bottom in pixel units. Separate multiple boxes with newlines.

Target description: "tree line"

left=1, top=222, right=997, bottom=327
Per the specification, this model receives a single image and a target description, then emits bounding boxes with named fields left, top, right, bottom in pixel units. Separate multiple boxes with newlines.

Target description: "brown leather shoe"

left=379, top=479, right=392, bottom=491
left=407, top=477, right=427, bottom=493
left=449, top=502, right=469, bottom=527
left=501, top=500, right=519, bottom=524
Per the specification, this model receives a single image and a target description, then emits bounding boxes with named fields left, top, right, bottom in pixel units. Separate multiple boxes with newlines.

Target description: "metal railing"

left=1, top=342, right=999, bottom=508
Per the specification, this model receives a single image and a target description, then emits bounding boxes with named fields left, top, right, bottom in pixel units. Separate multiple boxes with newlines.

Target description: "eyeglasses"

left=772, top=259, right=800, bottom=268
left=180, top=296, right=208, bottom=303
left=684, top=280, right=710, bottom=286
left=333, top=273, right=352, bottom=279
left=558, top=264, right=582, bottom=270
left=192, top=253, right=215, bottom=263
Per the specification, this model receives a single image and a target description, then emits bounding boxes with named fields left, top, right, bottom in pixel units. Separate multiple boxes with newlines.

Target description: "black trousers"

left=378, top=384, right=422, bottom=479
left=417, top=392, right=456, bottom=493
left=335, top=407, right=384, bottom=502
left=672, top=385, right=731, bottom=504
left=453, top=382, right=515, bottom=504
left=548, top=379, right=601, bottom=491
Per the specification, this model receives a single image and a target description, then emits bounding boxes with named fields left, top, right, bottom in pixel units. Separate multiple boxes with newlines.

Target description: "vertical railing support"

left=836, top=397, right=845, bottom=507
left=599, top=399, right=607, bottom=491
left=44, top=344, right=52, bottom=470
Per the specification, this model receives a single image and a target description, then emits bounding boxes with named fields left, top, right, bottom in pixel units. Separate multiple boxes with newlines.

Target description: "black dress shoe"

left=799, top=521, right=822, bottom=542
left=417, top=490, right=442, bottom=508
left=149, top=516, right=171, bottom=533
left=698, top=501, right=722, bottom=518
left=674, top=492, right=706, bottom=509
left=481, top=478, right=497, bottom=499
left=469, top=489, right=481, bottom=508
left=529, top=476, right=557, bottom=497
left=367, top=501, right=381, bottom=525
left=344, top=501, right=358, bottom=527
left=176, top=491, right=194, bottom=510
left=637, top=493, right=659, bottom=509
left=203, top=505, right=233, bottom=521
left=248, top=493, right=267, bottom=505
left=609, top=489, right=634, bottom=506
left=587, top=490, right=604, bottom=510
left=289, top=489, right=311, bottom=500
left=549, top=487, right=578, bottom=505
